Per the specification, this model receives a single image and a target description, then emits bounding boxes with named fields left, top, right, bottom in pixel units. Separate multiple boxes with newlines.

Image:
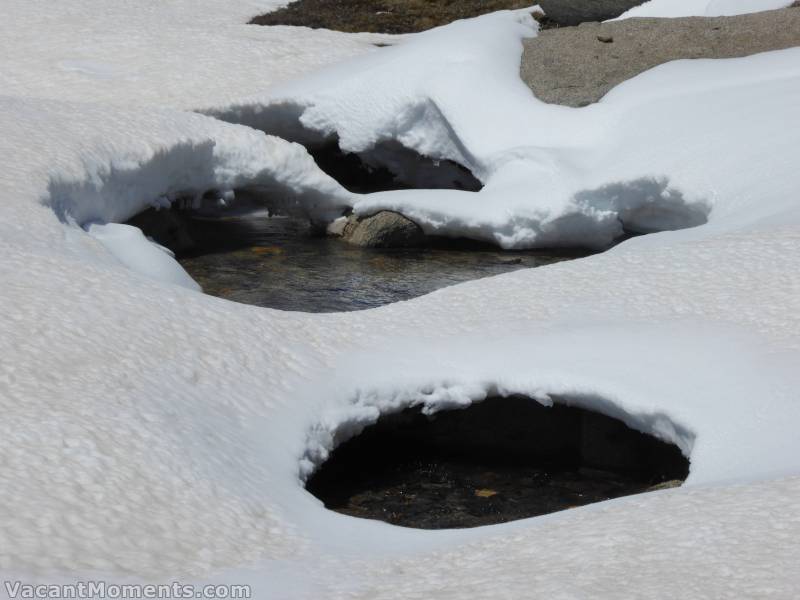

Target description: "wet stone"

left=341, top=211, right=427, bottom=248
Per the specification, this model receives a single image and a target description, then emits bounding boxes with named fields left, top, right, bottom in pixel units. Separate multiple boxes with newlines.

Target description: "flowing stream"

left=176, top=211, right=587, bottom=312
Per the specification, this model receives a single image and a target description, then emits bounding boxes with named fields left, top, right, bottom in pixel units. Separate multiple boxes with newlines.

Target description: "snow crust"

left=1, top=0, right=800, bottom=597
left=614, top=0, right=793, bottom=19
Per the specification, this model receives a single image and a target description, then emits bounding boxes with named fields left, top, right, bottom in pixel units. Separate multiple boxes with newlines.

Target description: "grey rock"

left=537, top=0, right=643, bottom=27
left=341, top=211, right=426, bottom=248
left=522, top=6, right=800, bottom=107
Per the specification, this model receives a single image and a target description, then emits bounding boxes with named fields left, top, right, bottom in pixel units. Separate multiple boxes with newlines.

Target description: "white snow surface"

left=86, top=224, right=201, bottom=291
left=217, top=10, right=799, bottom=248
left=614, top=0, right=793, bottom=19
left=0, top=0, right=380, bottom=110
left=1, top=1, right=800, bottom=598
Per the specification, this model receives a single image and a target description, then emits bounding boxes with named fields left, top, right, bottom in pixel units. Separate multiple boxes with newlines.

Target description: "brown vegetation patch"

left=250, top=0, right=534, bottom=34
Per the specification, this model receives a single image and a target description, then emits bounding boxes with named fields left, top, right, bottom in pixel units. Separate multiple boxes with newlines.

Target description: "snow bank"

left=87, top=224, right=201, bottom=291
left=0, top=94, right=353, bottom=285
left=217, top=11, right=799, bottom=249
left=613, top=0, right=793, bottom=19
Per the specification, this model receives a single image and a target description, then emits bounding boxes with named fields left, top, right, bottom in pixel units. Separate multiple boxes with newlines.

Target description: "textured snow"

left=1, top=0, right=800, bottom=598
left=0, top=0, right=379, bottom=110
left=0, top=94, right=353, bottom=285
left=86, top=224, right=201, bottom=291
left=614, top=0, right=793, bottom=19
left=313, top=476, right=800, bottom=598
left=216, top=12, right=799, bottom=248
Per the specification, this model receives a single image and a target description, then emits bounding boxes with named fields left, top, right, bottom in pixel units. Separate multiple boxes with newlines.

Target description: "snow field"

left=0, top=0, right=799, bottom=597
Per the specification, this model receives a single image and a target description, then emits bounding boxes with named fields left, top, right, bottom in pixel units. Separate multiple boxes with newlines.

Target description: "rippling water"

left=177, top=213, right=583, bottom=313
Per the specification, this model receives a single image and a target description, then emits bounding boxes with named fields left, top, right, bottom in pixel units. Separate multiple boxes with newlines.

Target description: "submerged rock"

left=175, top=214, right=574, bottom=313
left=646, top=479, right=684, bottom=492
left=341, top=211, right=426, bottom=248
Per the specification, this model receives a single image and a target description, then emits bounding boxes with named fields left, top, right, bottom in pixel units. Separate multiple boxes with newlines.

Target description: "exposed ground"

left=521, top=5, right=800, bottom=106
left=249, top=0, right=642, bottom=33
left=251, top=0, right=531, bottom=33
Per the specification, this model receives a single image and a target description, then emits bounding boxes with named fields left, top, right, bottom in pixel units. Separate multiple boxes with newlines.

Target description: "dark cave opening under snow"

left=307, top=139, right=483, bottom=194
left=123, top=137, right=583, bottom=312
left=306, top=396, right=690, bottom=529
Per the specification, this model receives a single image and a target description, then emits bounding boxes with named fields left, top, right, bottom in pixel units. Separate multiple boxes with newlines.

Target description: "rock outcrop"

left=522, top=6, right=800, bottom=107
left=250, top=0, right=641, bottom=34
left=537, top=0, right=644, bottom=27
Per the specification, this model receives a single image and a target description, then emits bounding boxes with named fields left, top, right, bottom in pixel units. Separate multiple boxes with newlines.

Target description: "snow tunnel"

left=206, top=102, right=484, bottom=194
left=306, top=139, right=483, bottom=193
left=305, top=396, right=690, bottom=529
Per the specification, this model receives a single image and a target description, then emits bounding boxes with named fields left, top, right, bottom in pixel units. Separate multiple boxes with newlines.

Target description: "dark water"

left=306, top=398, right=688, bottom=529
left=177, top=213, right=585, bottom=312
left=174, top=216, right=684, bottom=528
left=317, top=459, right=677, bottom=529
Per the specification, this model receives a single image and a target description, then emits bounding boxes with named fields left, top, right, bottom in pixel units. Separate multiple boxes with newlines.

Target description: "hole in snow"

left=305, top=396, right=689, bottom=528
left=307, top=140, right=482, bottom=194
left=206, top=104, right=483, bottom=194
